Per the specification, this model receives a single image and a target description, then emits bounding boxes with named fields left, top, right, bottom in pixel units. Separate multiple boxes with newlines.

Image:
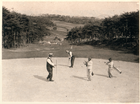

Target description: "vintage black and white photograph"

left=2, top=0, right=139, bottom=103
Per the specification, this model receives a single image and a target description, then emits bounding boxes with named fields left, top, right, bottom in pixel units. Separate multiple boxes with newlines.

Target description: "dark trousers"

left=71, top=56, right=75, bottom=67
left=47, top=68, right=53, bottom=80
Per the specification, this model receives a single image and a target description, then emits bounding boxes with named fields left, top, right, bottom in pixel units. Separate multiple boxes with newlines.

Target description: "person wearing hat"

left=105, top=58, right=122, bottom=78
left=46, top=53, right=55, bottom=81
left=84, top=57, right=94, bottom=81
left=66, top=50, right=75, bottom=68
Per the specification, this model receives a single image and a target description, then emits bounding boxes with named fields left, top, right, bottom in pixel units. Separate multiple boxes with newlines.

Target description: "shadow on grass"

left=95, top=74, right=117, bottom=78
left=34, top=75, right=48, bottom=82
left=72, top=75, right=87, bottom=81
left=95, top=74, right=109, bottom=78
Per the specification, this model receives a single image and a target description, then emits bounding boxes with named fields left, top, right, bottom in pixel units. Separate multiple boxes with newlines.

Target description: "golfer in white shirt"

left=84, top=57, right=94, bottom=81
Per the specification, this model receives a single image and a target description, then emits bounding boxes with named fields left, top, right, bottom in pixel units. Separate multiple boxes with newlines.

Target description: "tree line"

left=2, top=7, right=55, bottom=48
left=66, top=11, right=139, bottom=54
left=41, top=14, right=99, bottom=24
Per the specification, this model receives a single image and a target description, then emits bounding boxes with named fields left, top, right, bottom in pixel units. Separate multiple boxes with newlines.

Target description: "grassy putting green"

left=2, top=58, right=139, bottom=102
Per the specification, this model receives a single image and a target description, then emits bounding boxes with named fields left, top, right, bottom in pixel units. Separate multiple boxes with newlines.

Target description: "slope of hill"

left=52, top=20, right=84, bottom=31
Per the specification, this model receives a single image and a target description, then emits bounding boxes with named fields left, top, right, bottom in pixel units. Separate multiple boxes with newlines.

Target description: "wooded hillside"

left=2, top=7, right=55, bottom=48
left=66, top=11, right=139, bottom=55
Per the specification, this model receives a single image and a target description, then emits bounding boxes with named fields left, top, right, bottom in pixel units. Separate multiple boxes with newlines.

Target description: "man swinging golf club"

left=104, top=58, right=122, bottom=78
left=46, top=53, right=55, bottom=81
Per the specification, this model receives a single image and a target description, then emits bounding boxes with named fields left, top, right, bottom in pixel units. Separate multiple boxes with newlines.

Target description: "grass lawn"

left=2, top=39, right=139, bottom=63
left=52, top=20, right=84, bottom=30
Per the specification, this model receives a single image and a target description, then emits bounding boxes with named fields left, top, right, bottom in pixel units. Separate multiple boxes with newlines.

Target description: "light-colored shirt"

left=87, top=60, right=93, bottom=70
left=68, top=51, right=72, bottom=59
left=69, top=51, right=72, bottom=57
left=107, top=61, right=114, bottom=68
left=47, top=57, right=54, bottom=66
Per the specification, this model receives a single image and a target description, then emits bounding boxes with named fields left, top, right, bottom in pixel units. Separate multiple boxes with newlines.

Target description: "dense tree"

left=66, top=11, right=139, bottom=52
left=2, top=6, right=54, bottom=48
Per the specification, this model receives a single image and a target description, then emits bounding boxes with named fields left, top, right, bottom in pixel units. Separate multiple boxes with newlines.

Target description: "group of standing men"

left=46, top=50, right=122, bottom=82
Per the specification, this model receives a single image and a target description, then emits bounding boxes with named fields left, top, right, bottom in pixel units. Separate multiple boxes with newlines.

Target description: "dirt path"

left=2, top=58, right=139, bottom=102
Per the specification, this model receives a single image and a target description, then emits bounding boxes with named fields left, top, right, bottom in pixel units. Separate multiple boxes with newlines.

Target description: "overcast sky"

left=2, top=1, right=139, bottom=18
